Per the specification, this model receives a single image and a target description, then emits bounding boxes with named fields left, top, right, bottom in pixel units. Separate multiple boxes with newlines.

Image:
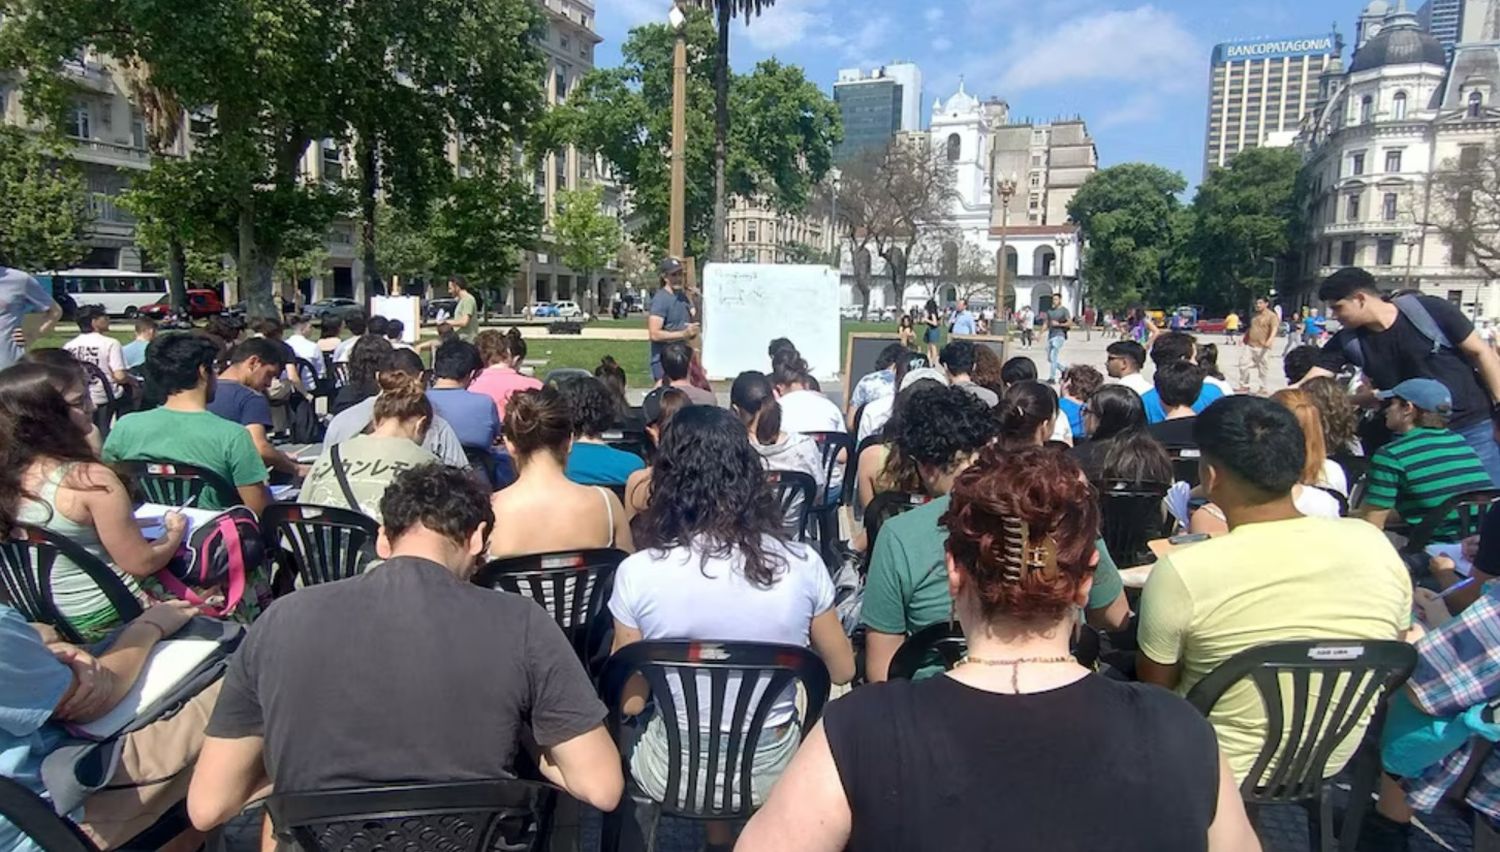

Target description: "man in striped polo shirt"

left=1359, top=378, right=1493, bottom=544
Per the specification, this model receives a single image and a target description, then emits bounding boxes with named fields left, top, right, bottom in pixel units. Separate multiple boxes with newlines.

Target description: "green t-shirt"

left=102, top=407, right=267, bottom=509
left=1364, top=426, right=1493, bottom=541
left=455, top=292, right=478, bottom=341
left=860, top=495, right=1124, bottom=636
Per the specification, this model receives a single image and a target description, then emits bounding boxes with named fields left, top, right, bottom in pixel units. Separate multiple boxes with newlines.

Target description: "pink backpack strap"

left=154, top=517, right=247, bottom=617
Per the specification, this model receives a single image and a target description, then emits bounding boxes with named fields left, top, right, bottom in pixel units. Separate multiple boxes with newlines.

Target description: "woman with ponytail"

left=997, top=381, right=1062, bottom=451
left=303, top=370, right=439, bottom=520
left=732, top=371, right=826, bottom=490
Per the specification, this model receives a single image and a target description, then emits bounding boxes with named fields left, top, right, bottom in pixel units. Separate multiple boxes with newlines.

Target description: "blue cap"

left=1377, top=378, right=1453, bottom=414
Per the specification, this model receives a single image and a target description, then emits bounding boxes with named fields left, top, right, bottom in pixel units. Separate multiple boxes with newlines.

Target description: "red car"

left=140, top=289, right=224, bottom=319
left=1196, top=317, right=1228, bottom=333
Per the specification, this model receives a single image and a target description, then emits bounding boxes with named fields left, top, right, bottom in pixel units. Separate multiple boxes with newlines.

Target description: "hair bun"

left=376, top=370, right=425, bottom=399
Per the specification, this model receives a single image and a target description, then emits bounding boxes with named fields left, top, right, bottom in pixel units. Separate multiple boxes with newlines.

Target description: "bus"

left=34, top=269, right=171, bottom=318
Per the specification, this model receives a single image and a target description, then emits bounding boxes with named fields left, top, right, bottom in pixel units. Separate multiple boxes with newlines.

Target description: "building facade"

left=832, top=63, right=922, bottom=163
left=1418, top=0, right=1466, bottom=59
left=725, top=196, right=833, bottom=264
left=990, top=117, right=1097, bottom=228
left=1204, top=33, right=1339, bottom=176
left=1296, top=1, right=1500, bottom=317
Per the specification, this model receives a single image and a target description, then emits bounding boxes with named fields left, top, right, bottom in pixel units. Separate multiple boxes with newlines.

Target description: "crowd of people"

left=5, top=258, right=1500, bottom=852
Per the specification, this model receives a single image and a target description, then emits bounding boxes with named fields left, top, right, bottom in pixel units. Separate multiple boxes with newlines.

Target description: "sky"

left=596, top=0, right=1362, bottom=188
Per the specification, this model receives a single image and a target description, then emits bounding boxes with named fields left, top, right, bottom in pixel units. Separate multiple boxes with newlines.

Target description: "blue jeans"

left=1456, top=418, right=1500, bottom=487
left=1047, top=335, right=1066, bottom=381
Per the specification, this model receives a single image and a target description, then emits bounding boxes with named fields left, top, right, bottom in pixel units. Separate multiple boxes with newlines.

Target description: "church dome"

left=1350, top=3, right=1447, bottom=72
left=934, top=79, right=979, bottom=117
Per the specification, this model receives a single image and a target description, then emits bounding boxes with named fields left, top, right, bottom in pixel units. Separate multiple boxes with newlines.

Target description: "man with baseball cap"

left=1359, top=378, right=1494, bottom=543
left=647, top=257, right=699, bottom=382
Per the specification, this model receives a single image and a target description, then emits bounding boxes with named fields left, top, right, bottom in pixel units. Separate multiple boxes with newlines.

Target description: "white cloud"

left=924, top=7, right=945, bottom=27
left=993, top=6, right=1200, bottom=93
left=738, top=0, right=891, bottom=64
left=932, top=36, right=954, bottom=52
left=1095, top=90, right=1167, bottom=129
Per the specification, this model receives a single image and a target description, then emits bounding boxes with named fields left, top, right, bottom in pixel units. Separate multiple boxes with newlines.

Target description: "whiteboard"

left=370, top=296, right=421, bottom=344
left=702, top=263, right=840, bottom=381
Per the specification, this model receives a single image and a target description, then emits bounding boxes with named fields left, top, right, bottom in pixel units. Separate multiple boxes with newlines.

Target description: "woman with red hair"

left=740, top=447, right=1260, bottom=852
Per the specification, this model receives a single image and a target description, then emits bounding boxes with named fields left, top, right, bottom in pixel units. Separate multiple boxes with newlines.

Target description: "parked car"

left=139, top=289, right=224, bottom=320
left=839, top=306, right=865, bottom=320
left=554, top=300, right=584, bottom=319
left=425, top=297, right=458, bottom=321
left=1196, top=317, right=1228, bottom=334
left=533, top=302, right=560, bottom=318
left=305, top=297, right=363, bottom=320
left=223, top=295, right=296, bottom=319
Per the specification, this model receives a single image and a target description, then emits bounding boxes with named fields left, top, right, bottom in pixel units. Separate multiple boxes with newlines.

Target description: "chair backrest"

left=0, top=525, right=144, bottom=644
left=765, top=470, right=817, bottom=541
left=886, top=621, right=1101, bottom=681
left=473, top=548, right=627, bottom=664
left=1169, top=446, right=1202, bottom=488
left=1330, top=452, right=1369, bottom=487
left=544, top=367, right=591, bottom=386
left=804, top=431, right=855, bottom=505
left=1405, top=489, right=1500, bottom=552
left=602, top=429, right=651, bottom=462
left=1097, top=480, right=1171, bottom=569
left=849, top=403, right=868, bottom=442
left=331, top=359, right=351, bottom=389
left=261, top=504, right=380, bottom=588
left=117, top=459, right=240, bottom=509
left=267, top=779, right=557, bottom=852
left=294, top=357, right=329, bottom=397
left=0, top=776, right=99, bottom=852
left=1184, top=640, right=1417, bottom=803
left=861, top=491, right=932, bottom=573
left=599, top=641, right=832, bottom=819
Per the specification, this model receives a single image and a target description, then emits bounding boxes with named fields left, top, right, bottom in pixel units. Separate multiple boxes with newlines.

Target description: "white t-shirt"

left=1317, top=458, right=1350, bottom=498
left=609, top=535, right=835, bottom=728
left=1294, top=485, right=1342, bottom=519
left=332, top=335, right=359, bottom=364
left=1109, top=372, right=1154, bottom=398
left=285, top=333, right=325, bottom=378
left=63, top=332, right=126, bottom=404
left=778, top=389, right=845, bottom=436
left=857, top=394, right=895, bottom=443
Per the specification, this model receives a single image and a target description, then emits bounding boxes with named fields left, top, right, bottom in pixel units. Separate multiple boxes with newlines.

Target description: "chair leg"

left=1337, top=742, right=1383, bottom=852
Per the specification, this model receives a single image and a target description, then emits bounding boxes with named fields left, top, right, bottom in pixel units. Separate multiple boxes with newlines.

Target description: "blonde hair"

left=1271, top=389, right=1327, bottom=486
left=373, top=371, right=433, bottom=425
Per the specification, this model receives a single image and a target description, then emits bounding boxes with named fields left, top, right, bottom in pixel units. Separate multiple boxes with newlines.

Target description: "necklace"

left=956, top=655, right=1077, bottom=692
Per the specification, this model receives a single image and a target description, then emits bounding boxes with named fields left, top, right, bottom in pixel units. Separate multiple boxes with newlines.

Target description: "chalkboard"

left=843, top=333, right=904, bottom=408
left=953, top=334, right=1010, bottom=367
left=701, top=263, right=841, bottom=380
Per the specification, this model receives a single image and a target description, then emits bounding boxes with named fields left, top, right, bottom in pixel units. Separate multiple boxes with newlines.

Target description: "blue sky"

left=597, top=0, right=1362, bottom=187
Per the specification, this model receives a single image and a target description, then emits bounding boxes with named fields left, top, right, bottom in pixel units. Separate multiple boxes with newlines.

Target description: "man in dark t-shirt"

left=1146, top=361, right=1203, bottom=449
left=648, top=257, right=698, bottom=381
left=1301, top=268, right=1500, bottom=485
left=187, top=466, right=623, bottom=827
left=207, top=337, right=306, bottom=479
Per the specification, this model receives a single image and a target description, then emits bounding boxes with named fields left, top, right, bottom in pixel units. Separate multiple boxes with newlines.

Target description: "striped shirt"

left=1365, top=427, right=1492, bottom=540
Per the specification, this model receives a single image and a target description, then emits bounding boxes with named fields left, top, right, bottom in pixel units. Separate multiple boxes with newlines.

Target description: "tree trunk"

left=357, top=136, right=382, bottom=297
left=168, top=237, right=187, bottom=310
left=710, top=1, right=731, bottom=263
left=237, top=203, right=278, bottom=319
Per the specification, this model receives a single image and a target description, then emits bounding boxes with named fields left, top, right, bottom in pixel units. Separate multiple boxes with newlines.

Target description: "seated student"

left=1104, top=339, right=1153, bottom=397
left=1145, top=360, right=1205, bottom=449
left=939, top=340, right=999, bottom=407
left=856, top=375, right=946, bottom=511
left=970, top=344, right=1005, bottom=399
left=1283, top=344, right=1320, bottom=386
left=488, top=388, right=633, bottom=558
left=1000, top=358, right=1073, bottom=444
left=1197, top=343, right=1236, bottom=397
left=469, top=328, right=541, bottom=420
left=609, top=406, right=854, bottom=844
left=102, top=333, right=271, bottom=514
left=732, top=371, right=825, bottom=490
left=623, top=386, right=690, bottom=519
left=1058, top=364, right=1103, bottom=439
left=772, top=351, right=846, bottom=435
left=1138, top=396, right=1413, bottom=783
left=302, top=373, right=439, bottom=521
left=848, top=343, right=909, bottom=423
left=323, top=347, right=469, bottom=468
left=330, top=333, right=390, bottom=415
left=658, top=341, right=718, bottom=405
left=1071, top=384, right=1172, bottom=486
left=1141, top=332, right=1223, bottom=424
left=856, top=365, right=947, bottom=445
left=861, top=385, right=1129, bottom=683
left=1302, top=375, right=1364, bottom=458
left=25, top=350, right=105, bottom=457
left=282, top=313, right=323, bottom=381
left=425, top=338, right=501, bottom=453
left=64, top=305, right=133, bottom=408
left=557, top=376, right=645, bottom=487
left=207, top=338, right=308, bottom=479
left=203, top=314, right=246, bottom=358
left=738, top=448, right=1260, bottom=852
left=331, top=311, right=367, bottom=364
left=188, top=465, right=624, bottom=829
left=1276, top=388, right=1349, bottom=498
left=1, top=363, right=187, bottom=638
left=315, top=315, right=343, bottom=361
left=995, top=381, right=1064, bottom=451
left=383, top=318, right=411, bottom=351
left=366, top=315, right=390, bottom=341
left=1, top=600, right=217, bottom=852
left=1357, top=378, right=1492, bottom=544
left=121, top=316, right=156, bottom=371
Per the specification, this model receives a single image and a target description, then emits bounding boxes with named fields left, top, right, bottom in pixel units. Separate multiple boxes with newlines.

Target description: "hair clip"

left=1000, top=516, right=1059, bottom=581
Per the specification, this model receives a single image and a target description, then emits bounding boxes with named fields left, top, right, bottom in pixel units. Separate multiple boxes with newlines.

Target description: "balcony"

left=88, top=193, right=136, bottom=224
left=69, top=138, right=154, bottom=170
left=1316, top=220, right=1406, bottom=236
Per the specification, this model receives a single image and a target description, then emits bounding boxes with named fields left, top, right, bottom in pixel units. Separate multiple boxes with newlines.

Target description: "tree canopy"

left=0, top=128, right=92, bottom=272
left=1191, top=146, right=1303, bottom=310
left=554, top=185, right=624, bottom=311
left=1067, top=163, right=1188, bottom=309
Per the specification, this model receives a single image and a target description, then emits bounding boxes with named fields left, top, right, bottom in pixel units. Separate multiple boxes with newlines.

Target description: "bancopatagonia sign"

left=1214, top=34, right=1337, bottom=64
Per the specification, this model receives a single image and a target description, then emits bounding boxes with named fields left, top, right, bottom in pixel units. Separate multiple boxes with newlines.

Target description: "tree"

left=427, top=158, right=542, bottom=312
left=557, top=10, right=839, bottom=258
left=554, top=186, right=623, bottom=314
left=1068, top=163, right=1189, bottom=309
left=1190, top=146, right=1302, bottom=312
left=374, top=204, right=438, bottom=291
left=119, top=157, right=234, bottom=301
left=705, top=0, right=779, bottom=262
left=0, top=128, right=92, bottom=271
left=615, top=240, right=657, bottom=296
left=1426, top=142, right=1500, bottom=280
left=117, top=58, right=195, bottom=308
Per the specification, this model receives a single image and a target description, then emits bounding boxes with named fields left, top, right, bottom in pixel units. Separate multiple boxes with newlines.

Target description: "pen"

left=1440, top=578, right=1478, bottom=599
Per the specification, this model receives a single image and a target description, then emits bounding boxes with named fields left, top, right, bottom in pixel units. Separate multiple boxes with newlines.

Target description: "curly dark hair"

left=348, top=334, right=395, bottom=390
left=379, top=463, right=495, bottom=551
left=893, top=385, right=999, bottom=469
left=635, top=405, right=789, bottom=589
left=1302, top=376, right=1359, bottom=454
left=556, top=375, right=622, bottom=438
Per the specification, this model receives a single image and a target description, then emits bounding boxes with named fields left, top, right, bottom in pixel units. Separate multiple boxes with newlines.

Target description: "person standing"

left=0, top=265, right=62, bottom=371
left=921, top=299, right=942, bottom=364
left=1018, top=305, right=1035, bottom=348
left=647, top=257, right=699, bottom=382
left=1238, top=297, right=1277, bottom=395
left=1044, top=293, right=1070, bottom=384
left=448, top=276, right=479, bottom=342
left=1223, top=310, right=1241, bottom=345
left=949, top=299, right=976, bottom=337
left=63, top=305, right=133, bottom=408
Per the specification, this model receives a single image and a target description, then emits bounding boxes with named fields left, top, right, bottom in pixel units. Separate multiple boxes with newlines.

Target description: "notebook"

left=133, top=504, right=222, bottom=540
left=72, top=638, right=222, bottom=740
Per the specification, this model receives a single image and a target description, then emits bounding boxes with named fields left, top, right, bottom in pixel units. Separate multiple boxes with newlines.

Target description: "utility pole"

left=669, top=2, right=688, bottom=260
left=995, top=171, right=1017, bottom=322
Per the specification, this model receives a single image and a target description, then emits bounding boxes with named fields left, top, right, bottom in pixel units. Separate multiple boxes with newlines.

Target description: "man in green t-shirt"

left=448, top=276, right=479, bottom=342
left=102, top=333, right=271, bottom=513
left=860, top=385, right=1129, bottom=682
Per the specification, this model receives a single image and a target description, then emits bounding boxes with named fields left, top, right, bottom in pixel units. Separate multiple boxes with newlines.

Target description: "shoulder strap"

left=597, top=487, right=616, bottom=547
left=329, top=443, right=362, bottom=511
left=1392, top=294, right=1455, bottom=355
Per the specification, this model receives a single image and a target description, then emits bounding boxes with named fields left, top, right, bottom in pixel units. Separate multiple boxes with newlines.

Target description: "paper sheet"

left=133, top=504, right=221, bottom=540
left=73, top=638, right=220, bottom=740
left=1426, top=543, right=1473, bottom=578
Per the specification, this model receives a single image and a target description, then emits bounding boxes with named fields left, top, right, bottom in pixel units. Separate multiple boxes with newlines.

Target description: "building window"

left=1029, top=174, right=1040, bottom=187
left=130, top=113, right=146, bottom=149
left=1351, top=152, right=1365, bottom=176
left=747, top=223, right=758, bottom=242
left=1376, top=238, right=1395, bottom=266
left=1360, top=94, right=1373, bottom=124
left=1461, top=145, right=1483, bottom=170
left=67, top=104, right=90, bottom=139
left=554, top=149, right=566, bottom=190
left=945, top=133, right=961, bottom=162
left=1469, top=91, right=1483, bottom=118
left=1345, top=193, right=1361, bottom=222
left=1031, top=154, right=1041, bottom=167
left=1029, top=194, right=1040, bottom=210
left=555, top=66, right=569, bottom=101
left=1393, top=91, right=1408, bottom=120
left=1448, top=290, right=1464, bottom=306
left=321, top=145, right=342, bottom=178
left=560, top=34, right=570, bottom=50
left=1340, top=240, right=1357, bottom=266
left=1383, top=192, right=1398, bottom=221
left=1385, top=150, right=1402, bottom=172
left=1321, top=240, right=1333, bottom=266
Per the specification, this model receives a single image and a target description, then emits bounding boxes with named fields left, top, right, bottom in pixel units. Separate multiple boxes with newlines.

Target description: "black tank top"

left=824, top=674, right=1219, bottom=851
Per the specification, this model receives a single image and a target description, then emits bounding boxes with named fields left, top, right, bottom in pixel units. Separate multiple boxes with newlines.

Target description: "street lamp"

left=995, top=171, right=1017, bottom=322
left=668, top=2, right=688, bottom=260
left=1054, top=233, right=1073, bottom=338
left=1401, top=230, right=1421, bottom=290
left=829, top=169, right=841, bottom=269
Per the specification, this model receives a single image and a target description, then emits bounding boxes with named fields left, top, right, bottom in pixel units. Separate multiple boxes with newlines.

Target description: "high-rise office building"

left=833, top=63, right=923, bottom=161
left=1418, top=0, right=1465, bottom=58
left=1204, top=33, right=1339, bottom=176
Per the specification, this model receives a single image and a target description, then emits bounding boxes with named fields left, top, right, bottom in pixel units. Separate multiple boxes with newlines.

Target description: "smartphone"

left=1168, top=533, right=1212, bottom=546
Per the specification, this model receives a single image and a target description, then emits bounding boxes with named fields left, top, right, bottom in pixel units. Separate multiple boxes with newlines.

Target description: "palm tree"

left=705, top=0, right=775, bottom=263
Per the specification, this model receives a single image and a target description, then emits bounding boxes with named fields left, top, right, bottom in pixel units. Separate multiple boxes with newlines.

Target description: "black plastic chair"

left=331, top=360, right=351, bottom=389
left=294, top=356, right=331, bottom=400
left=1168, top=446, right=1202, bottom=488
left=473, top=548, right=626, bottom=668
left=886, top=621, right=1101, bottom=681
left=0, top=524, right=144, bottom=643
left=0, top=775, right=99, bottom=851
left=804, top=431, right=856, bottom=563
left=1402, top=489, right=1500, bottom=554
left=765, top=470, right=817, bottom=541
left=80, top=362, right=120, bottom=438
left=544, top=367, right=591, bottom=386
left=1097, top=480, right=1171, bottom=568
left=598, top=640, right=832, bottom=846
left=861, top=491, right=932, bottom=575
left=261, top=504, right=380, bottom=590
left=603, top=429, right=651, bottom=462
left=266, top=779, right=558, bottom=852
left=117, top=459, right=240, bottom=509
left=1185, top=640, right=1418, bottom=852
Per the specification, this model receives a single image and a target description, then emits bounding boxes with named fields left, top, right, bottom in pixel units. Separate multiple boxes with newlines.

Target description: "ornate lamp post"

left=995, top=171, right=1018, bottom=319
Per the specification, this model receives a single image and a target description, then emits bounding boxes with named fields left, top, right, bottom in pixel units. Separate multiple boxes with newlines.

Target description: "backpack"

left=156, top=506, right=264, bottom=618
left=1340, top=293, right=1454, bottom=368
